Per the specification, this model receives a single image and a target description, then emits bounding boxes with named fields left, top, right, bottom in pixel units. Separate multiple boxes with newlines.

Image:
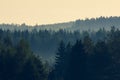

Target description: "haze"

left=0, top=0, right=119, bottom=25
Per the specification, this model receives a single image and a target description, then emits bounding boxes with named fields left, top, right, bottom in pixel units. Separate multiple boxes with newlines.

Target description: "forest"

left=0, top=26, right=120, bottom=80
left=1, top=17, right=120, bottom=80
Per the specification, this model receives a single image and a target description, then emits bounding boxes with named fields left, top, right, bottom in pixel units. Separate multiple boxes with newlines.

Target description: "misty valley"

left=1, top=17, right=120, bottom=80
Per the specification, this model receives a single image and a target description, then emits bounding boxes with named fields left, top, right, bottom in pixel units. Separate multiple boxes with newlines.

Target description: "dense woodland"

left=1, top=17, right=120, bottom=80
left=0, top=26, right=107, bottom=62
left=0, top=26, right=120, bottom=80
left=48, top=27, right=120, bottom=80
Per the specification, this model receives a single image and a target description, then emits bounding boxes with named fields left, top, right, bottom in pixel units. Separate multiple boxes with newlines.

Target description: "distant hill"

left=1, top=16, right=120, bottom=31
left=1, top=16, right=120, bottom=62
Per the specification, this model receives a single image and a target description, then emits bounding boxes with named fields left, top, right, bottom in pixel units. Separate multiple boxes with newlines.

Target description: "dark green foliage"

left=52, top=41, right=68, bottom=80
left=0, top=25, right=110, bottom=62
left=1, top=24, right=120, bottom=80
left=91, top=41, right=112, bottom=80
left=0, top=37, right=47, bottom=80
left=66, top=40, right=87, bottom=80
left=53, top=27, right=120, bottom=80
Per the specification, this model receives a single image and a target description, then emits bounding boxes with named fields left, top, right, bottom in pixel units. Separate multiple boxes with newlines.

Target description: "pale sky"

left=0, top=0, right=120, bottom=25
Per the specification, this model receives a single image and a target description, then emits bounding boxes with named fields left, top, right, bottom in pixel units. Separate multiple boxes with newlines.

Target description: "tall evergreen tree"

left=0, top=38, right=47, bottom=80
left=66, top=40, right=87, bottom=80
left=53, top=41, right=66, bottom=80
left=92, top=41, right=112, bottom=80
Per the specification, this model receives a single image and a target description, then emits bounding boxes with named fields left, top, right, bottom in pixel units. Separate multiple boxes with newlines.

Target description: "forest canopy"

left=0, top=17, right=120, bottom=80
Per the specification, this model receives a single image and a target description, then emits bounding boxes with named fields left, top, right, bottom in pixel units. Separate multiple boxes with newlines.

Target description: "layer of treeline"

left=0, top=27, right=107, bottom=61
left=1, top=16, right=120, bottom=31
left=1, top=27, right=120, bottom=80
left=49, top=27, right=120, bottom=80
left=0, top=38, right=48, bottom=80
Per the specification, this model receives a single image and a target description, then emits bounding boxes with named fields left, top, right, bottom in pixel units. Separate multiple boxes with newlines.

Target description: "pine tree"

left=92, top=41, right=112, bottom=80
left=0, top=38, right=47, bottom=80
left=54, top=41, right=66, bottom=80
left=66, top=40, right=87, bottom=80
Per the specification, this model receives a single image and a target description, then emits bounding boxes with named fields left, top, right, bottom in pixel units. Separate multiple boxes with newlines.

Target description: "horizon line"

left=0, top=16, right=120, bottom=26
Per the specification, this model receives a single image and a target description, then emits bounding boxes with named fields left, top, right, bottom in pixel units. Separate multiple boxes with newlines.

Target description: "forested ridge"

left=1, top=17, right=120, bottom=80
left=0, top=26, right=107, bottom=61
left=1, top=16, right=120, bottom=31
left=1, top=16, right=120, bottom=61
left=0, top=26, right=120, bottom=80
left=50, top=27, right=120, bottom=80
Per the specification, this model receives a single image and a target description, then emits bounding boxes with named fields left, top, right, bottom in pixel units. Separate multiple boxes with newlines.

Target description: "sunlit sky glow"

left=0, top=0, right=120, bottom=25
